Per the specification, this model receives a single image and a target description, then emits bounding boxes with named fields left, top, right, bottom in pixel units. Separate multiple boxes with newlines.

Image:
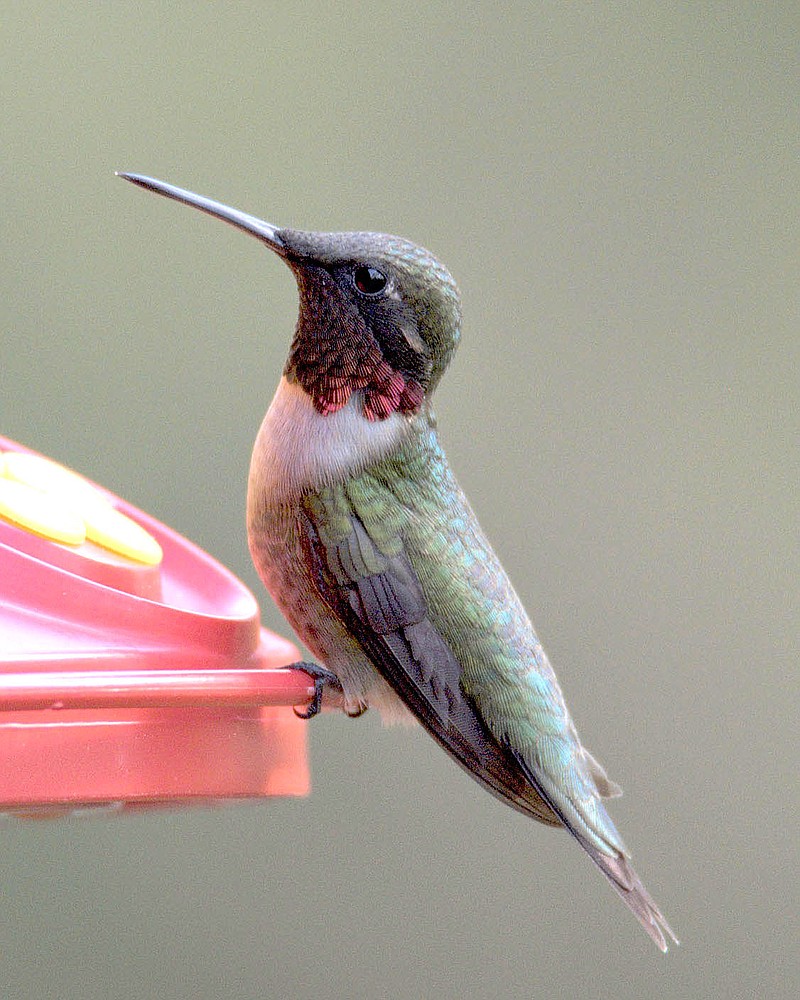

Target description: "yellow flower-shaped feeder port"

left=0, top=451, right=162, bottom=566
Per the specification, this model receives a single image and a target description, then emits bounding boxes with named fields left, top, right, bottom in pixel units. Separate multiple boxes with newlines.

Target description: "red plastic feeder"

left=0, top=434, right=315, bottom=815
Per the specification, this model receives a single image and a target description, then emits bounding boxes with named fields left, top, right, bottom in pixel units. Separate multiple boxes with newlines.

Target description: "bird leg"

left=287, top=661, right=343, bottom=719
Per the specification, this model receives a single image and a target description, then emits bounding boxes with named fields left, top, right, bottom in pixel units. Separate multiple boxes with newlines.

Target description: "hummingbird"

left=119, top=172, right=677, bottom=952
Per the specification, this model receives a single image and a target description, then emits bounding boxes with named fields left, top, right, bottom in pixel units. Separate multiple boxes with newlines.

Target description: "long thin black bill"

left=116, top=172, right=285, bottom=251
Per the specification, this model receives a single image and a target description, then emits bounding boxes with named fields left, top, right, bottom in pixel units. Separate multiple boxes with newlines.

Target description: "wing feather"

left=299, top=502, right=559, bottom=825
left=298, top=484, right=677, bottom=949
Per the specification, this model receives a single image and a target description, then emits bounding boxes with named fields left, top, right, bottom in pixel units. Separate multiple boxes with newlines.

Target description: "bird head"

left=118, top=175, right=461, bottom=421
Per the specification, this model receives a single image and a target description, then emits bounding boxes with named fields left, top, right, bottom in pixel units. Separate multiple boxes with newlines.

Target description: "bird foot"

left=287, top=662, right=342, bottom=719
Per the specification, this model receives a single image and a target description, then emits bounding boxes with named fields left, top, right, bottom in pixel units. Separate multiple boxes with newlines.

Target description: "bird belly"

left=248, top=506, right=413, bottom=722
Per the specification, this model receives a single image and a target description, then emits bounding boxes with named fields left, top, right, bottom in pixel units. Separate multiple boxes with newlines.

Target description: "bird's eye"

left=353, top=265, right=387, bottom=296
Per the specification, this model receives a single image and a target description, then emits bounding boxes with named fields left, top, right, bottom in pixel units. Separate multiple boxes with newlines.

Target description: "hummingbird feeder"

left=0, top=434, right=315, bottom=816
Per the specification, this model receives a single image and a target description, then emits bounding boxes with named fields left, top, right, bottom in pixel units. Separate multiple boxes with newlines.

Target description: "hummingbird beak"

left=116, top=173, right=286, bottom=255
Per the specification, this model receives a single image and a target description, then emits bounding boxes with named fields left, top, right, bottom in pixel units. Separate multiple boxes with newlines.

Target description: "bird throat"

left=285, top=358, right=424, bottom=422
left=284, top=273, right=424, bottom=422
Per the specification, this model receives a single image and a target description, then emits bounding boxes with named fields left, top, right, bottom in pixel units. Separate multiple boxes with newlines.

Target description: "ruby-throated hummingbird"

left=119, top=172, right=676, bottom=952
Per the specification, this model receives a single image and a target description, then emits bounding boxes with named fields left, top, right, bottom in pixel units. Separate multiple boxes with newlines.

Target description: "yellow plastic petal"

left=82, top=505, right=163, bottom=566
left=0, top=478, right=86, bottom=545
left=3, top=451, right=111, bottom=513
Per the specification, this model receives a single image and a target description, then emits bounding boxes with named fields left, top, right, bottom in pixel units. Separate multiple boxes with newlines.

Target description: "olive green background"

left=2, top=4, right=797, bottom=999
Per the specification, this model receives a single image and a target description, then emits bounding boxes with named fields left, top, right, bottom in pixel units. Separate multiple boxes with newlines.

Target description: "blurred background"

left=1, top=4, right=797, bottom=998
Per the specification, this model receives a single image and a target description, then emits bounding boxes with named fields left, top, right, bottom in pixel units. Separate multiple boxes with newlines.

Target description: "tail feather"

left=509, top=747, right=677, bottom=950
left=578, top=837, right=678, bottom=953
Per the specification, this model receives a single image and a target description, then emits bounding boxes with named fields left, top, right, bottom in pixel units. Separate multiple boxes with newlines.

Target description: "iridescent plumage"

left=120, top=173, right=677, bottom=952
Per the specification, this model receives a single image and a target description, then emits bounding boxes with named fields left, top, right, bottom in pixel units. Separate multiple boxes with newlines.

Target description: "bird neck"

left=247, top=376, right=432, bottom=508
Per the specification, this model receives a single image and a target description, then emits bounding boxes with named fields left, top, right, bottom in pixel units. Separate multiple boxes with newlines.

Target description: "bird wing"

left=300, top=486, right=559, bottom=825
left=300, top=451, right=676, bottom=951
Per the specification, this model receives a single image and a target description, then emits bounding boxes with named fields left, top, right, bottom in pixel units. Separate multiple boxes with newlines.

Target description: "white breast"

left=247, top=377, right=411, bottom=505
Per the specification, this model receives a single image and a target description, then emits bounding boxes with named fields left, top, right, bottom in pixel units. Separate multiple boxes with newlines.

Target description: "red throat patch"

left=286, top=271, right=426, bottom=421
left=315, top=366, right=423, bottom=421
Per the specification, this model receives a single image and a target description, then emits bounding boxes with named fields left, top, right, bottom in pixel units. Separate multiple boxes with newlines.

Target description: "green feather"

left=307, top=421, right=625, bottom=857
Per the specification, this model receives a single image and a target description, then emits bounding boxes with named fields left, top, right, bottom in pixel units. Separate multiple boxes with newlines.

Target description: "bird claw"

left=289, top=662, right=341, bottom=719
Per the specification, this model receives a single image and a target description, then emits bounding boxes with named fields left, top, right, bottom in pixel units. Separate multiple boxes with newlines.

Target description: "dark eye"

left=353, top=265, right=387, bottom=295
